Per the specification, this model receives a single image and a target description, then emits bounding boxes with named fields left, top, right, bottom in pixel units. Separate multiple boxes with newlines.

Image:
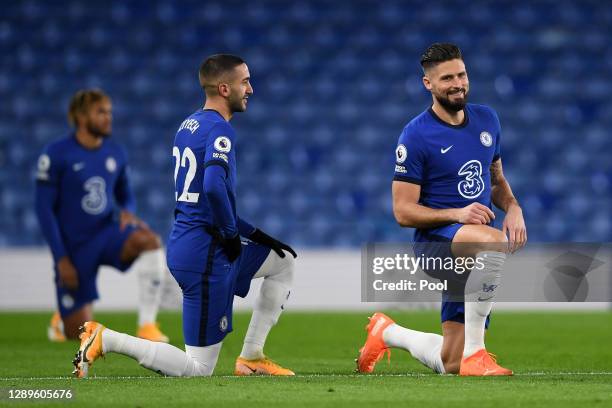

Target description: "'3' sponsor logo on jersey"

left=81, top=176, right=108, bottom=215
left=457, top=160, right=484, bottom=199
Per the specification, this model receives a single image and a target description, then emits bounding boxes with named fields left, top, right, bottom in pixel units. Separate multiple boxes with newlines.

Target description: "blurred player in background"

left=357, top=43, right=526, bottom=376
left=35, top=89, right=169, bottom=343
left=72, top=54, right=297, bottom=378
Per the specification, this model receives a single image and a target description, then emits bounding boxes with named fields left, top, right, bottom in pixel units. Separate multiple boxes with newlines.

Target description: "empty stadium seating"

left=1, top=0, right=610, bottom=247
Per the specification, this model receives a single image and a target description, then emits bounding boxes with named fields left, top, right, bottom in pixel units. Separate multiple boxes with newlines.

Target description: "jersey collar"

left=427, top=105, right=469, bottom=129
left=203, top=108, right=226, bottom=120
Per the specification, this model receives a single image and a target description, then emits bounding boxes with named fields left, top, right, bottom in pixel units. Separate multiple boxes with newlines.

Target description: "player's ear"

left=218, top=82, right=231, bottom=98
left=422, top=75, right=432, bottom=90
left=75, top=110, right=87, bottom=128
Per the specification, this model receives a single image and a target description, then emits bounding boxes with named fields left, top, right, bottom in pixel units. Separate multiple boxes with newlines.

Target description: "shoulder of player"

left=467, top=103, right=499, bottom=122
left=101, top=138, right=129, bottom=162
left=40, top=135, right=73, bottom=161
left=399, top=118, right=426, bottom=144
left=207, top=120, right=236, bottom=140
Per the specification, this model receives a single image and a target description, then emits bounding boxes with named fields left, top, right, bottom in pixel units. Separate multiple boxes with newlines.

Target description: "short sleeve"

left=393, top=126, right=426, bottom=185
left=203, top=122, right=235, bottom=176
left=491, top=109, right=502, bottom=162
left=35, top=144, right=63, bottom=185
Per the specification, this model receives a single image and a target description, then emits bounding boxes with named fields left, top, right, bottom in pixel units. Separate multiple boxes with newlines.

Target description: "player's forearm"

left=203, top=165, right=238, bottom=238
left=491, top=179, right=519, bottom=213
left=394, top=202, right=459, bottom=229
left=114, top=169, right=136, bottom=213
left=237, top=217, right=256, bottom=237
left=35, top=183, right=67, bottom=262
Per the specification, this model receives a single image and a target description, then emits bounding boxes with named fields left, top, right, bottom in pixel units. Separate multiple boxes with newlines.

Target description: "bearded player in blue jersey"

left=35, top=89, right=170, bottom=343
left=357, top=43, right=527, bottom=376
left=72, top=55, right=297, bottom=378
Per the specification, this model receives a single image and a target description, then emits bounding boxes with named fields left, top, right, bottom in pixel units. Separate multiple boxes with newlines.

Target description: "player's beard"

left=435, top=88, right=468, bottom=113
left=86, top=122, right=111, bottom=138
left=228, top=93, right=247, bottom=113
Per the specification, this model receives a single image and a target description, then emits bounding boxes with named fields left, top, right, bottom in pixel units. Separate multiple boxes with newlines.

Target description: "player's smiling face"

left=83, top=99, right=112, bottom=138
left=423, top=59, right=469, bottom=112
left=227, top=63, right=253, bottom=113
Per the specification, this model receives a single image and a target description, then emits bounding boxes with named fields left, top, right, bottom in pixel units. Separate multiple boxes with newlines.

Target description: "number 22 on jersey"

left=173, top=146, right=199, bottom=203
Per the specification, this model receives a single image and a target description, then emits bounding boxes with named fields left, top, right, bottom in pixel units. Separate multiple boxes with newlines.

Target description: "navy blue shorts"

left=414, top=223, right=491, bottom=328
left=55, top=223, right=138, bottom=318
left=170, top=238, right=271, bottom=347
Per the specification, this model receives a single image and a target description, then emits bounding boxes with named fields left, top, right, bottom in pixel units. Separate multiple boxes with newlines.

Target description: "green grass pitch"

left=0, top=310, right=611, bottom=407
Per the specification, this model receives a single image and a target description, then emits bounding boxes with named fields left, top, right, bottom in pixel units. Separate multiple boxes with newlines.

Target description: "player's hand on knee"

left=120, top=210, right=150, bottom=231
left=502, top=204, right=527, bottom=253
left=249, top=229, right=297, bottom=259
left=57, top=256, right=79, bottom=289
left=456, top=203, right=495, bottom=225
left=222, top=234, right=242, bottom=262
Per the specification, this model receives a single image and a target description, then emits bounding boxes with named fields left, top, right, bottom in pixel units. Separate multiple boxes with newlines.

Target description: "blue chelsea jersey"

left=393, top=103, right=502, bottom=210
left=35, top=135, right=132, bottom=246
left=167, top=109, right=237, bottom=270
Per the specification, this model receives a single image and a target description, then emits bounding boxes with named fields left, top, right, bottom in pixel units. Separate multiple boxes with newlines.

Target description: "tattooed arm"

left=490, top=159, right=527, bottom=252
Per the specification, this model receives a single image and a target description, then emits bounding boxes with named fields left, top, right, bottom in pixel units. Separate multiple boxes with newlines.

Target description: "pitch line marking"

left=1, top=372, right=612, bottom=381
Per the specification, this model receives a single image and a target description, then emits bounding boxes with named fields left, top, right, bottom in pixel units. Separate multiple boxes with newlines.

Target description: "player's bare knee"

left=472, top=228, right=508, bottom=254
left=135, top=230, right=161, bottom=252
left=485, top=229, right=508, bottom=253
left=124, top=230, right=161, bottom=259
left=143, top=232, right=162, bottom=251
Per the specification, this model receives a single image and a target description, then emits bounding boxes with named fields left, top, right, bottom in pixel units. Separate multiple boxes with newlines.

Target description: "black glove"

left=221, top=233, right=242, bottom=262
left=249, top=229, right=297, bottom=259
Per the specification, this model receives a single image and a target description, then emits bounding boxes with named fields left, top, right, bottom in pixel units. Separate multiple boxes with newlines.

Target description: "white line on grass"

left=1, top=372, right=611, bottom=381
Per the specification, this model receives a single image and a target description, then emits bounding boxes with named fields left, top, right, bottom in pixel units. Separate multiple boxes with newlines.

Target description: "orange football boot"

left=137, top=322, right=169, bottom=343
left=356, top=312, right=395, bottom=373
left=47, top=311, right=66, bottom=342
left=459, top=349, right=513, bottom=376
left=235, top=356, right=295, bottom=376
left=72, top=321, right=105, bottom=378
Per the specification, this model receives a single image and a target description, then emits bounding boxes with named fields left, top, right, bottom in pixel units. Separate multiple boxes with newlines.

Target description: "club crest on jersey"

left=480, top=131, right=492, bottom=147
left=219, top=315, right=228, bottom=332
left=395, top=144, right=407, bottom=164
left=214, top=136, right=231, bottom=153
left=106, top=157, right=117, bottom=173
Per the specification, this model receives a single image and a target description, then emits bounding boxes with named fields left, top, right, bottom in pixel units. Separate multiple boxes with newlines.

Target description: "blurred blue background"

left=1, top=0, right=611, bottom=247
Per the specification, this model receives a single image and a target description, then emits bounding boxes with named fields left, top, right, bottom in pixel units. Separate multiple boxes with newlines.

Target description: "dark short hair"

left=420, top=43, right=463, bottom=72
left=68, top=88, right=110, bottom=127
left=198, top=54, right=246, bottom=93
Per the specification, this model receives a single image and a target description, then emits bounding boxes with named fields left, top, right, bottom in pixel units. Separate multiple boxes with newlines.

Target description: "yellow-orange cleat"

left=234, top=356, right=295, bottom=376
left=72, top=321, right=105, bottom=378
left=356, top=312, right=395, bottom=373
left=47, top=311, right=66, bottom=342
left=137, top=322, right=169, bottom=343
left=459, top=349, right=513, bottom=376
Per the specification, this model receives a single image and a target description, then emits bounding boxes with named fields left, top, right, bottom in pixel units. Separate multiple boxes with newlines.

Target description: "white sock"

left=160, top=265, right=182, bottom=309
left=133, top=248, right=165, bottom=326
left=102, top=328, right=221, bottom=377
left=240, top=251, right=294, bottom=360
left=463, top=251, right=505, bottom=357
left=383, top=324, right=445, bottom=374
